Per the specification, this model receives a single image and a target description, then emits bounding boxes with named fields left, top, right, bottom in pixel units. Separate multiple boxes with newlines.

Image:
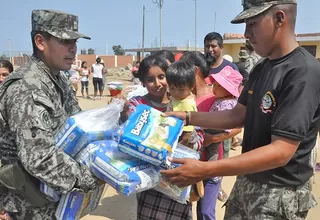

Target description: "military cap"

left=32, top=9, right=90, bottom=40
left=231, top=0, right=297, bottom=24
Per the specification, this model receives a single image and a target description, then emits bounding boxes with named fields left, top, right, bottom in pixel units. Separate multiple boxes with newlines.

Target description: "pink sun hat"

left=209, top=66, right=243, bottom=98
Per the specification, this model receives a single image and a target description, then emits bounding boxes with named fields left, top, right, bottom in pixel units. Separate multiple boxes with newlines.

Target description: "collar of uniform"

left=30, top=55, right=65, bottom=94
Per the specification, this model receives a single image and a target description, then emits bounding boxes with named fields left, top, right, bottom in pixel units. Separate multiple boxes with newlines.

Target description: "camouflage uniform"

left=224, top=176, right=317, bottom=220
left=245, top=51, right=261, bottom=74
left=0, top=10, right=97, bottom=219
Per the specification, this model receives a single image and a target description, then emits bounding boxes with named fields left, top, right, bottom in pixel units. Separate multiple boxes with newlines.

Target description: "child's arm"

left=203, top=128, right=242, bottom=147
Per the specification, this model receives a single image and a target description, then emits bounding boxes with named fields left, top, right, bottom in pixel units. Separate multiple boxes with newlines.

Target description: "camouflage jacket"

left=245, top=52, right=261, bottom=74
left=0, top=56, right=98, bottom=206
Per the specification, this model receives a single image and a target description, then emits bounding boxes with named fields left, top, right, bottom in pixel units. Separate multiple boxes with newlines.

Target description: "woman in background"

left=0, top=60, right=14, bottom=83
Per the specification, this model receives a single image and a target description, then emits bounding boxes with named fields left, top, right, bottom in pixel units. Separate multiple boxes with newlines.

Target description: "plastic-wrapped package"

left=40, top=182, right=61, bottom=202
left=77, top=140, right=160, bottom=196
left=40, top=99, right=123, bottom=201
left=154, top=144, right=200, bottom=204
left=55, top=184, right=106, bottom=220
left=118, top=104, right=184, bottom=167
left=54, top=99, right=124, bottom=157
left=125, top=85, right=148, bottom=100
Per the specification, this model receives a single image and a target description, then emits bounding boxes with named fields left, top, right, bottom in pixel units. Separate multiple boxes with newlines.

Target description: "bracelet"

left=185, top=111, right=190, bottom=126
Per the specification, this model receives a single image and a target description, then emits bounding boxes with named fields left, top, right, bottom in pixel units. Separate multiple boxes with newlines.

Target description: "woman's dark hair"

left=180, top=51, right=214, bottom=78
left=138, top=55, right=169, bottom=82
left=166, top=61, right=196, bottom=89
left=153, top=50, right=175, bottom=64
left=204, top=32, right=223, bottom=48
left=31, top=31, right=52, bottom=53
left=81, top=61, right=87, bottom=68
left=0, top=59, right=14, bottom=73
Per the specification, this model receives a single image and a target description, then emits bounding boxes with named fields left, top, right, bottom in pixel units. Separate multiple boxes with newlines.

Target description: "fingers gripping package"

left=55, top=184, right=106, bottom=220
left=55, top=99, right=124, bottom=157
left=76, top=140, right=160, bottom=195
left=118, top=104, right=184, bottom=167
left=155, top=144, right=200, bottom=204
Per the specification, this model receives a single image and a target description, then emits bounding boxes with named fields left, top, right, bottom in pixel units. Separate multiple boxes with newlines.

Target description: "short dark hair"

left=180, top=51, right=214, bottom=78
left=204, top=32, right=223, bottom=48
left=0, top=59, right=14, bottom=73
left=138, top=55, right=169, bottom=82
left=96, top=57, right=101, bottom=63
left=153, top=50, right=175, bottom=64
left=31, top=31, right=52, bottom=53
left=166, top=61, right=196, bottom=89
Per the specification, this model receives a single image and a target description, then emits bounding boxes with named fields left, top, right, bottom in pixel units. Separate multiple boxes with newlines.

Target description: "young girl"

left=198, top=65, right=242, bottom=220
left=204, top=66, right=243, bottom=160
left=120, top=54, right=203, bottom=220
left=79, top=61, right=91, bottom=98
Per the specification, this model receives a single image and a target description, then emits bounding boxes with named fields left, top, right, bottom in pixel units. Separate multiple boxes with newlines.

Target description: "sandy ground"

left=76, top=75, right=320, bottom=220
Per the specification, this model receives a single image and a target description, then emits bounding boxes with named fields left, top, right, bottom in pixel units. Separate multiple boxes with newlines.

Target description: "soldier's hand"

left=160, top=157, right=208, bottom=187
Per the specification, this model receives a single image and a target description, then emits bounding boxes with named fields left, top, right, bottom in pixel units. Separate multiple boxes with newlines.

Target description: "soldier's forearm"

left=17, top=130, right=98, bottom=193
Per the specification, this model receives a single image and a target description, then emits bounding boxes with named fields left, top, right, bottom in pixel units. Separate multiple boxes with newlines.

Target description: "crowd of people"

left=0, top=0, right=319, bottom=220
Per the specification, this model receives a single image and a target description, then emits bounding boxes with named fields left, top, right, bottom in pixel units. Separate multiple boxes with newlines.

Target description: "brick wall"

left=12, top=54, right=138, bottom=68
left=76, top=55, right=136, bottom=68
left=100, top=56, right=115, bottom=68
left=117, top=55, right=134, bottom=67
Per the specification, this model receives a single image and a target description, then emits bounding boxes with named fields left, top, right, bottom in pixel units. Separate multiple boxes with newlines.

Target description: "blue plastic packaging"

left=118, top=104, right=184, bottom=167
left=154, top=144, right=200, bottom=204
left=77, top=140, right=160, bottom=195
left=55, top=99, right=124, bottom=157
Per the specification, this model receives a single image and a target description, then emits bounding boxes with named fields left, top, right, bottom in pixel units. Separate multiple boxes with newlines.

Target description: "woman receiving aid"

left=120, top=54, right=204, bottom=220
left=197, top=65, right=243, bottom=220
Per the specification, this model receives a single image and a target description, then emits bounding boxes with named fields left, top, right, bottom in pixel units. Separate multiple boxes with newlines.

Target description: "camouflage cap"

left=32, top=9, right=90, bottom=40
left=231, top=0, right=297, bottom=24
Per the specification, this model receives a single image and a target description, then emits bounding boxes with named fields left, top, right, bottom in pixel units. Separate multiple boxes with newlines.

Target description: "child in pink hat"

left=204, top=65, right=242, bottom=159
left=201, top=65, right=243, bottom=203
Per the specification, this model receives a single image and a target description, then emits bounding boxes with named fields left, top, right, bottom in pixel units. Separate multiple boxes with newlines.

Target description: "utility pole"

left=142, top=5, right=145, bottom=58
left=194, top=0, right=197, bottom=50
left=105, top=40, right=108, bottom=54
left=214, top=12, right=217, bottom=31
left=8, top=39, right=12, bottom=63
left=153, top=0, right=164, bottom=50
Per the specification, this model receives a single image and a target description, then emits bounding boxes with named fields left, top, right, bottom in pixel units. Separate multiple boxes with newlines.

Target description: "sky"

left=1, top=0, right=319, bottom=56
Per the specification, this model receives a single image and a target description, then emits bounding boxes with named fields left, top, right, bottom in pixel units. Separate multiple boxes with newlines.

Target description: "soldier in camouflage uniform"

left=0, top=10, right=98, bottom=219
left=162, top=1, right=320, bottom=219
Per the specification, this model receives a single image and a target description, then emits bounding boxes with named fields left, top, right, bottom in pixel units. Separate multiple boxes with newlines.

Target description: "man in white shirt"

left=91, top=57, right=105, bottom=100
